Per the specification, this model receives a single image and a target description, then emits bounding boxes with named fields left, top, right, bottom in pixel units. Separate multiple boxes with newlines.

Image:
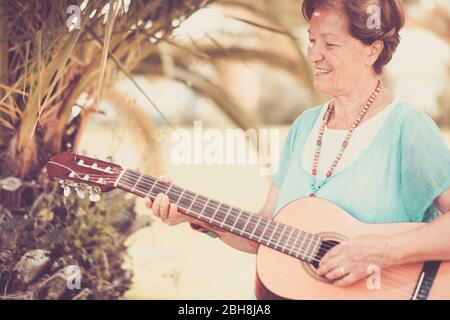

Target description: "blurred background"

left=0, top=0, right=449, bottom=300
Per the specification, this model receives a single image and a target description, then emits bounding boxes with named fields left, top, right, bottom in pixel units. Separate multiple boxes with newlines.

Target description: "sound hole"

left=311, top=240, right=340, bottom=269
left=299, top=232, right=347, bottom=282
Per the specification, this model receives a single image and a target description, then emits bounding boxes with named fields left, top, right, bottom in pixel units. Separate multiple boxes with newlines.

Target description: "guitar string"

left=111, top=170, right=431, bottom=294
left=74, top=168, right=431, bottom=279
left=116, top=170, right=429, bottom=288
left=116, top=172, right=426, bottom=298
left=60, top=167, right=434, bottom=296
left=59, top=169, right=325, bottom=263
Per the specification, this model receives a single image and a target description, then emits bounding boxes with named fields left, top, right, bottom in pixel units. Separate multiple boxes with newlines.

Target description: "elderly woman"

left=145, top=0, right=450, bottom=293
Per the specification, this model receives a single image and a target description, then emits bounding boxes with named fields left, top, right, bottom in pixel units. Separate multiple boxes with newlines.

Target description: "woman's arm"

left=387, top=186, right=450, bottom=263
left=317, top=187, right=450, bottom=286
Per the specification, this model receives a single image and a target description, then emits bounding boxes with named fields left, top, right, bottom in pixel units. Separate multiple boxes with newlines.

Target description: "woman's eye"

left=308, top=39, right=316, bottom=46
left=326, top=43, right=337, bottom=48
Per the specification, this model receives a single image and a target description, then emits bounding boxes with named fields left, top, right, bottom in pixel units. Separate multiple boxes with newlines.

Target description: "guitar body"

left=255, top=197, right=450, bottom=300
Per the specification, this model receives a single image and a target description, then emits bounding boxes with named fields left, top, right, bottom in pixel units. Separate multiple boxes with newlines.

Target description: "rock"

left=44, top=273, right=68, bottom=300
left=13, top=249, right=51, bottom=284
left=0, top=177, right=22, bottom=192
left=72, top=288, right=91, bottom=300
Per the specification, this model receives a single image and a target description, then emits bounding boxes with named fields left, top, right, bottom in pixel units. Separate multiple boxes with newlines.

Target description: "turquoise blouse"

left=272, top=99, right=450, bottom=223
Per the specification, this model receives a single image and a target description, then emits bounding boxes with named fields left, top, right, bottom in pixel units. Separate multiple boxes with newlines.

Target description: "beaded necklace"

left=309, top=80, right=383, bottom=197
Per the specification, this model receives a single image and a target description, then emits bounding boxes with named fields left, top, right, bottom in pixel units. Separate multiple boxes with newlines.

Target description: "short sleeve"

left=272, top=115, right=304, bottom=188
left=400, top=110, right=450, bottom=221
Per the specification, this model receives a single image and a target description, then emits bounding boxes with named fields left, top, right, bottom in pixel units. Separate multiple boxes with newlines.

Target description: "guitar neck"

left=115, top=168, right=322, bottom=263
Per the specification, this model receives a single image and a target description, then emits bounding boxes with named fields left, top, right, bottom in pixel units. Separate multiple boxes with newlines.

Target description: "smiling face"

left=307, top=8, right=379, bottom=96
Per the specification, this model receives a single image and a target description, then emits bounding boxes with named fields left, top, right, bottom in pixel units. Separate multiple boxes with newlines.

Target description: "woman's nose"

left=307, top=44, right=324, bottom=65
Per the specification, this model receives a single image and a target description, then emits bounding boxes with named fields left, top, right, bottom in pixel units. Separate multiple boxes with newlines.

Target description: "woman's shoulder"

left=394, top=99, right=448, bottom=152
left=394, top=99, right=437, bottom=128
left=281, top=103, right=327, bottom=148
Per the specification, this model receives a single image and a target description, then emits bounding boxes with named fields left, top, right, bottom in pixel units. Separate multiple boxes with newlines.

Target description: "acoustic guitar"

left=46, top=152, right=450, bottom=300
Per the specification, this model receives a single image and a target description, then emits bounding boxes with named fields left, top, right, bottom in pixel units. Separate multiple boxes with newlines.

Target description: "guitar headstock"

left=46, top=152, right=123, bottom=201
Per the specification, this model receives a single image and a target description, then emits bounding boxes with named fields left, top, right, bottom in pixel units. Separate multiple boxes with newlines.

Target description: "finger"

left=317, top=257, right=342, bottom=276
left=320, top=244, right=344, bottom=266
left=324, top=265, right=350, bottom=281
left=169, top=203, right=179, bottom=218
left=334, top=274, right=358, bottom=287
left=159, top=175, right=172, bottom=184
left=166, top=203, right=181, bottom=225
left=145, top=197, right=152, bottom=209
left=159, top=194, right=170, bottom=220
left=152, top=194, right=162, bottom=217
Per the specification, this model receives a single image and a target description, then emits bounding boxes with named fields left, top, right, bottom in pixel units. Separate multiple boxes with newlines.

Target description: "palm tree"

left=0, top=0, right=314, bottom=299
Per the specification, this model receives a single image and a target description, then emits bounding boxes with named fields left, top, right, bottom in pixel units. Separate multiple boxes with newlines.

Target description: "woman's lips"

left=314, top=68, right=333, bottom=77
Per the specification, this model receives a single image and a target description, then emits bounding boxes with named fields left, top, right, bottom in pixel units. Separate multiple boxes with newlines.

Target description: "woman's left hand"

left=316, top=234, right=393, bottom=286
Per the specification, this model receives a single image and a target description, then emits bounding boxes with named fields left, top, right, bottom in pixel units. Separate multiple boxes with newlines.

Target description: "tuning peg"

left=89, top=191, right=101, bottom=202
left=88, top=186, right=101, bottom=202
left=60, top=182, right=71, bottom=197
left=63, top=186, right=71, bottom=197
left=75, top=185, right=86, bottom=199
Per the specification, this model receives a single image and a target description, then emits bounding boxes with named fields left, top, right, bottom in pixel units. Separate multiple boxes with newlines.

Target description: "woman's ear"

left=366, top=40, right=384, bottom=67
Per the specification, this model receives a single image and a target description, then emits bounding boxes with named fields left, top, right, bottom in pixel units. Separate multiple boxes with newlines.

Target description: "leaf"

left=96, top=0, right=119, bottom=111
left=86, top=26, right=175, bottom=129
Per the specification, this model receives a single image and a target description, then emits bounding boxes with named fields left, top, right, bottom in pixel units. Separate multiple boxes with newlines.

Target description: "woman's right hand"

left=144, top=176, right=188, bottom=226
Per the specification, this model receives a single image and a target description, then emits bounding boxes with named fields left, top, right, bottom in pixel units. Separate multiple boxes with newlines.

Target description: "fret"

left=214, top=204, right=229, bottom=226
left=131, top=173, right=143, bottom=193
left=230, top=209, right=244, bottom=232
left=178, top=190, right=195, bottom=211
left=145, top=178, right=157, bottom=198
left=199, top=198, right=210, bottom=219
left=209, top=201, right=222, bottom=224
left=248, top=215, right=263, bottom=240
left=296, top=231, right=309, bottom=260
left=134, top=176, right=152, bottom=196
left=164, top=184, right=184, bottom=205
left=114, top=168, right=126, bottom=188
left=120, top=169, right=138, bottom=184
left=289, top=230, right=301, bottom=255
left=305, top=234, right=316, bottom=259
left=150, top=181, right=169, bottom=197
left=302, top=233, right=314, bottom=260
left=273, top=224, right=287, bottom=250
left=267, top=222, right=280, bottom=245
left=186, top=194, right=198, bottom=216
left=308, top=236, right=321, bottom=262
left=120, top=169, right=139, bottom=188
left=165, top=183, right=173, bottom=195
left=190, top=195, right=208, bottom=220
left=281, top=226, right=295, bottom=254
left=243, top=215, right=258, bottom=236
left=220, top=206, right=233, bottom=228
left=252, top=217, right=269, bottom=241
left=240, top=213, right=252, bottom=236
left=258, top=218, right=272, bottom=244
left=174, top=188, right=185, bottom=205
left=223, top=208, right=240, bottom=231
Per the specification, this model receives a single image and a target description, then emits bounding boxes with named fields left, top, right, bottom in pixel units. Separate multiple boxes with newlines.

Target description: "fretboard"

left=116, top=168, right=322, bottom=263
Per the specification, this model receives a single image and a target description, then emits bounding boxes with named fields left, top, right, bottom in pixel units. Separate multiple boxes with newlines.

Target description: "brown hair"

left=302, top=0, right=405, bottom=74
